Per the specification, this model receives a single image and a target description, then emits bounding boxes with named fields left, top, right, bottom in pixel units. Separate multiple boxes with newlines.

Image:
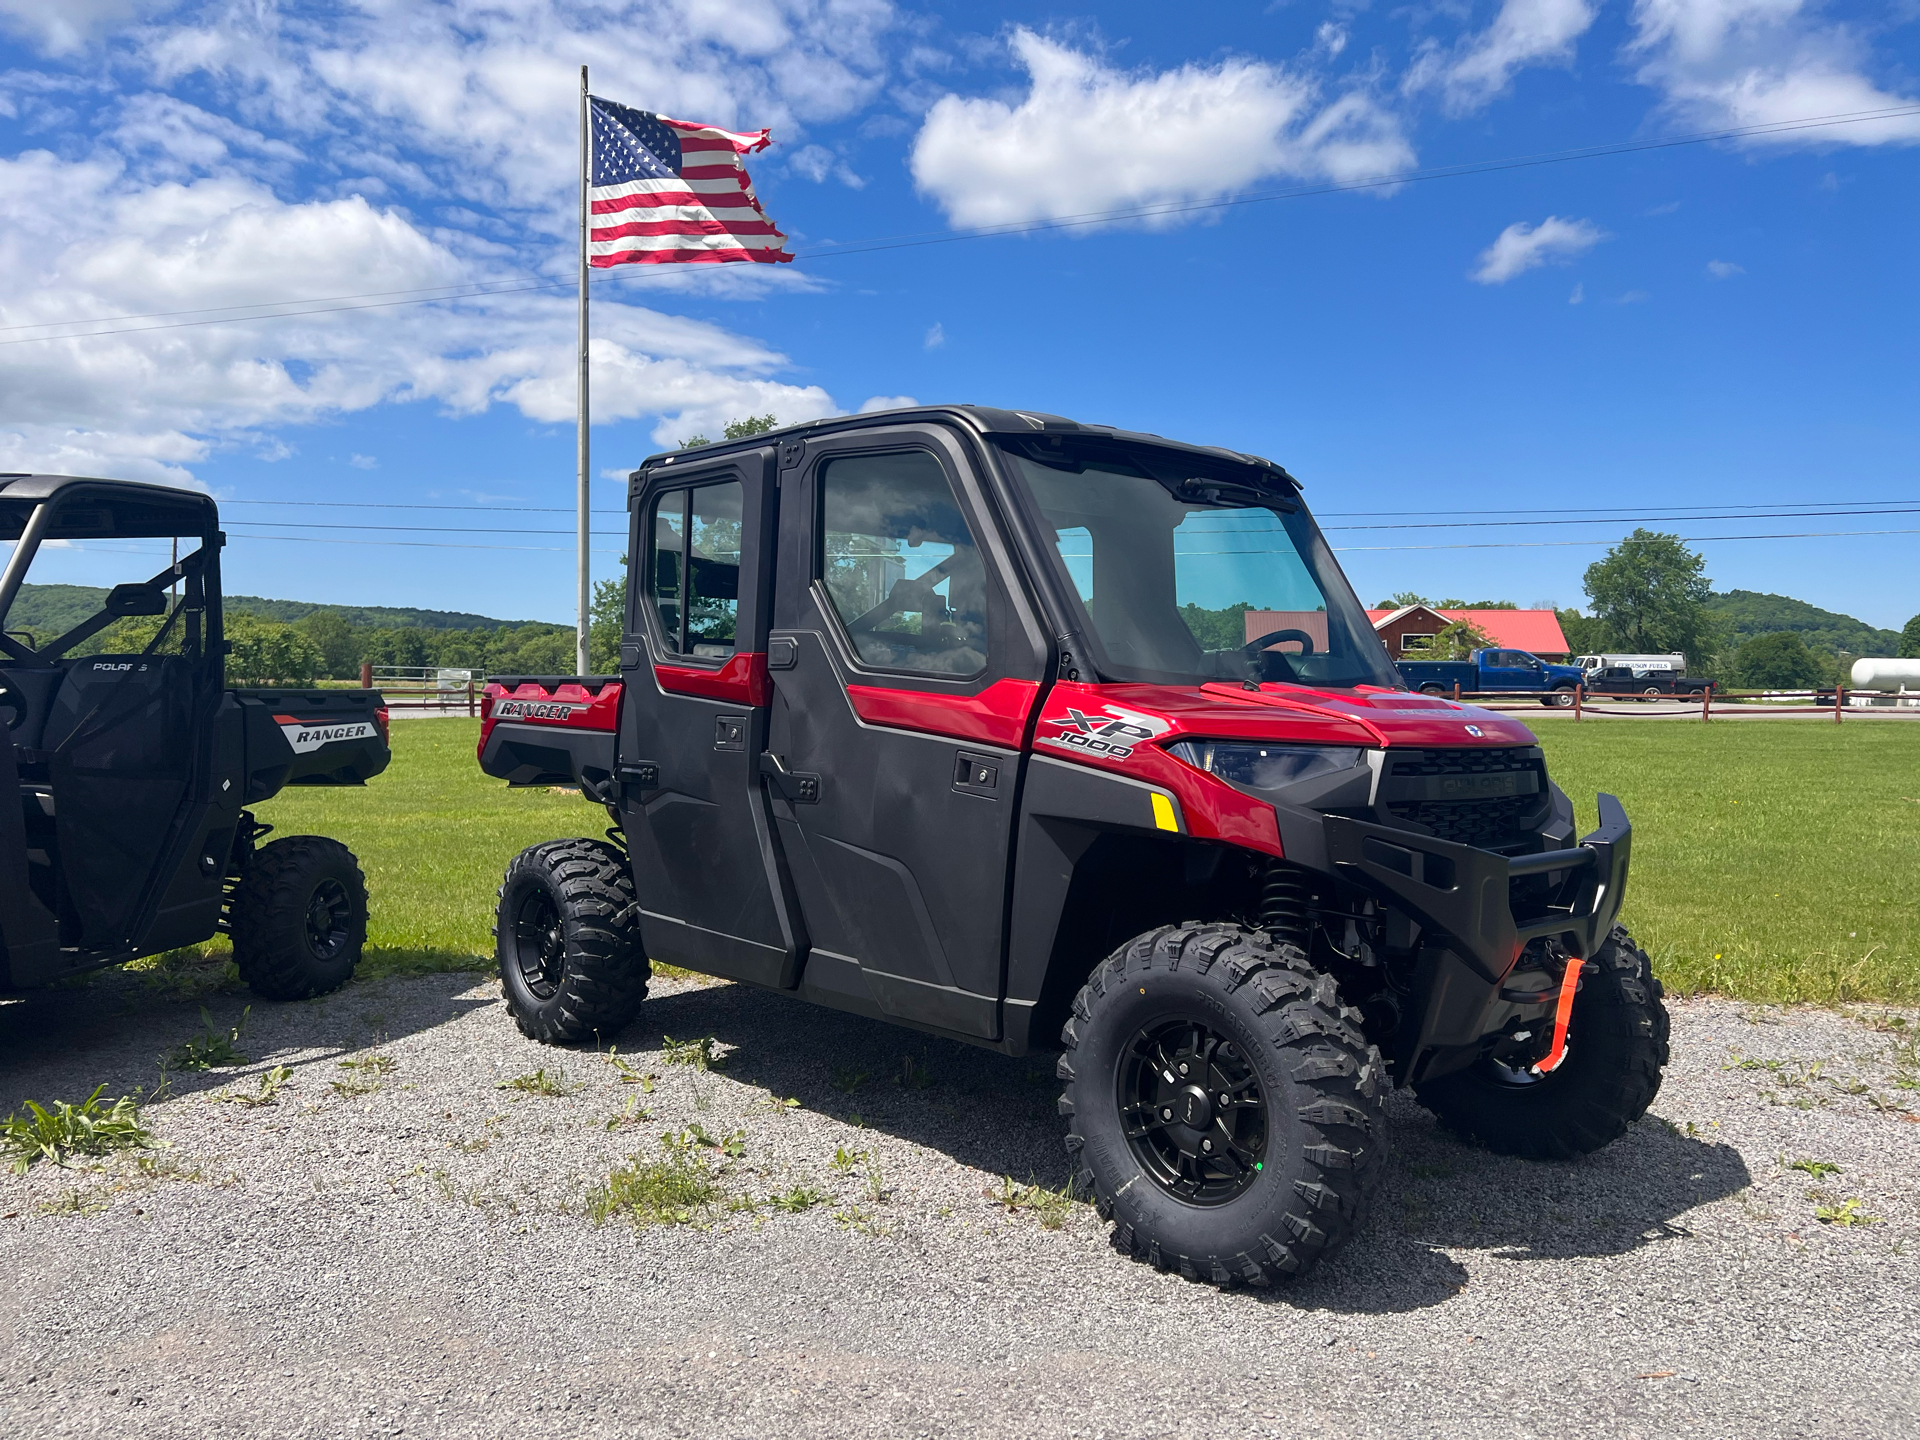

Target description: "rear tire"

left=1413, top=926, right=1669, bottom=1160
left=1419, top=683, right=1446, bottom=696
left=496, top=838, right=648, bottom=1045
left=1059, top=923, right=1387, bottom=1286
left=1543, top=687, right=1576, bottom=708
left=230, top=836, right=368, bottom=1001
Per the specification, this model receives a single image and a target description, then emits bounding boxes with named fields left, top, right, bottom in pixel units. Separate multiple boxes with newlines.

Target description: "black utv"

left=1, top=474, right=388, bottom=1000
left=476, top=407, right=1669, bottom=1285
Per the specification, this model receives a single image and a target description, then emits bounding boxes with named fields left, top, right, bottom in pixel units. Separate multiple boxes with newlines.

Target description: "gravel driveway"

left=2, top=963, right=1916, bottom=1439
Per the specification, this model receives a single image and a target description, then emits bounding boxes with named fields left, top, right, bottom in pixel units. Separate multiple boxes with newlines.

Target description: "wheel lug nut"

left=1160, top=1106, right=1173, bottom=1121
left=1200, top=1139, right=1213, bottom=1153
left=1177, top=1063, right=1189, bottom=1076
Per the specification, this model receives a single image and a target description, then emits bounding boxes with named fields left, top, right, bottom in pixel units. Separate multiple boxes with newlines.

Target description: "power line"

left=1331, top=527, right=1920, bottom=552
left=3, top=103, right=1915, bottom=348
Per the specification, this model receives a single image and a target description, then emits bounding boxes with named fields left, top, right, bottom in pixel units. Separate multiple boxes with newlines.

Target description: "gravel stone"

left=2, top=970, right=1916, bottom=1438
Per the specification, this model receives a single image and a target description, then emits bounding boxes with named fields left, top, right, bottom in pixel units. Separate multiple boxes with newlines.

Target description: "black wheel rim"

left=1119, top=1017, right=1268, bottom=1206
left=304, top=878, right=353, bottom=961
left=511, top=889, right=565, bottom=1000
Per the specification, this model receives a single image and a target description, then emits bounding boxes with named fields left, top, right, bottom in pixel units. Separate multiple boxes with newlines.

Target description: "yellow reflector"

left=1150, top=792, right=1178, bottom=832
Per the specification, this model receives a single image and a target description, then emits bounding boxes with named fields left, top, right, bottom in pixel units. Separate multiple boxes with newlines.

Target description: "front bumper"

left=1274, top=792, right=1632, bottom=1082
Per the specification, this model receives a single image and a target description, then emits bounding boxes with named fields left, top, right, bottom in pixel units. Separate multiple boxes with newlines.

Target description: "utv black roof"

left=0, top=473, right=218, bottom=511
left=636, top=404, right=1294, bottom=481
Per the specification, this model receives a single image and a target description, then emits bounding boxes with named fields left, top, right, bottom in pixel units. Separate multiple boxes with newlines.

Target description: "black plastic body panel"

left=480, top=721, right=617, bottom=793
left=233, top=689, right=390, bottom=799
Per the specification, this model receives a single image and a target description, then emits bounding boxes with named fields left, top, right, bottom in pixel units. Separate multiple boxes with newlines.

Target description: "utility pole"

left=575, top=63, right=592, bottom=675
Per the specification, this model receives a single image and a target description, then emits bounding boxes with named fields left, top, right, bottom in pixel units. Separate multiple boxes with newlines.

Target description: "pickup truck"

left=1579, top=663, right=1714, bottom=700
left=1396, top=649, right=1586, bottom=707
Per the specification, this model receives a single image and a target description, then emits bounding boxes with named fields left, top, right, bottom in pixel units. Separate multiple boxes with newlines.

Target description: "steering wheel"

left=1243, top=628, right=1316, bottom=656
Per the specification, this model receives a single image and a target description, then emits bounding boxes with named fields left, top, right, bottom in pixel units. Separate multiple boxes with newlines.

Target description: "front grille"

left=1378, top=747, right=1547, bottom=853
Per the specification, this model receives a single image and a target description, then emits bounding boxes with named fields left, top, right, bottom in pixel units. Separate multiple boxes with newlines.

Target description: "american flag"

left=588, top=98, right=791, bottom=267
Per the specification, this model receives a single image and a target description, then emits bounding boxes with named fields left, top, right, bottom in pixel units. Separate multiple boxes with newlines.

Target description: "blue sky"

left=2, top=0, right=1915, bottom=629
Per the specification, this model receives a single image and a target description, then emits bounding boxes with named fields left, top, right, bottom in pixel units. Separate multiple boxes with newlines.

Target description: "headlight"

left=1168, top=740, right=1364, bottom=789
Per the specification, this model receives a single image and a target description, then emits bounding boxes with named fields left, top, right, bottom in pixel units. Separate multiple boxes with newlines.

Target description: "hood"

left=1036, top=681, right=1540, bottom=754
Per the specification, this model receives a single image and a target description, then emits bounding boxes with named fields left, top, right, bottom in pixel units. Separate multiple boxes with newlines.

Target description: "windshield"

left=995, top=437, right=1400, bottom=690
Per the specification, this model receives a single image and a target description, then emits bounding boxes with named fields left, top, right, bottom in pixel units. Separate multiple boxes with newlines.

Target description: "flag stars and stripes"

left=586, top=96, right=791, bottom=267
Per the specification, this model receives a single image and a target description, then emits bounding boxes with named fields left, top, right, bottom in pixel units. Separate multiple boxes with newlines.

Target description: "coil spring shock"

left=1259, top=861, right=1314, bottom=953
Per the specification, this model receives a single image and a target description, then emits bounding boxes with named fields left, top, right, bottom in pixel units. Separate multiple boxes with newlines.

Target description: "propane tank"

left=1851, top=658, right=1920, bottom=690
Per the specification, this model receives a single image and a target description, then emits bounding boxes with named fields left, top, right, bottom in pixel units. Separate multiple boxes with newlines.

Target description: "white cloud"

left=0, top=0, right=147, bottom=57
left=1614, top=289, right=1650, bottom=304
left=1315, top=22, right=1349, bottom=58
left=1407, top=0, right=1597, bottom=114
left=1628, top=0, right=1920, bottom=147
left=1706, top=259, right=1745, bottom=278
left=0, top=151, right=849, bottom=478
left=858, top=394, right=917, bottom=412
left=349, top=453, right=378, bottom=468
left=909, top=29, right=1414, bottom=229
left=1568, top=281, right=1584, bottom=304
left=788, top=143, right=866, bottom=188
left=1471, top=215, right=1607, bottom=283
left=924, top=322, right=945, bottom=349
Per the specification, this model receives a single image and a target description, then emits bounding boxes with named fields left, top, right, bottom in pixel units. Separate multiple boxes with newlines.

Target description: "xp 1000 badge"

left=1038, top=704, right=1171, bottom=761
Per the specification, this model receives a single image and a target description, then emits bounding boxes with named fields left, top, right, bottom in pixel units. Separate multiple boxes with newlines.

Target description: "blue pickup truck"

left=1396, top=648, right=1587, bottom=707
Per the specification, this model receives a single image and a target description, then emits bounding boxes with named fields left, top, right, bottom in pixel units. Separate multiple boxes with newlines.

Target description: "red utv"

left=475, top=407, right=1668, bottom=1285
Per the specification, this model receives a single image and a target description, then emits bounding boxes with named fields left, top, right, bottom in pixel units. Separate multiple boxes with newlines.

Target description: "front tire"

left=1058, top=924, right=1387, bottom=1286
left=496, top=839, right=648, bottom=1044
left=230, top=836, right=368, bottom=1000
left=1413, top=926, right=1669, bottom=1160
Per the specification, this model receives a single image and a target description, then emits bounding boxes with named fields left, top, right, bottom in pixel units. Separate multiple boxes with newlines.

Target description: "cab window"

left=647, top=481, right=742, bottom=658
left=817, top=452, right=988, bottom=678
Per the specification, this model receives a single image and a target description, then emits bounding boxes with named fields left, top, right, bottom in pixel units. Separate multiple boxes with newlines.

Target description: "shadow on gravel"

left=0, top=966, right=496, bottom=1109
left=613, top=982, right=1755, bottom=1316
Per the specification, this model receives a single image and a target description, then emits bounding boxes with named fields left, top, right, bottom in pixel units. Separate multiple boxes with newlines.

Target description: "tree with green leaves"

left=1901, top=613, right=1920, bottom=659
left=678, top=413, right=781, bottom=450
left=1731, top=631, right=1826, bottom=689
left=1427, top=617, right=1496, bottom=660
left=295, top=609, right=358, bottom=679
left=1582, top=530, right=1717, bottom=666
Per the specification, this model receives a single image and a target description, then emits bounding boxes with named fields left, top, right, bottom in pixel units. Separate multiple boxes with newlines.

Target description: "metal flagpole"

left=575, top=64, right=592, bottom=675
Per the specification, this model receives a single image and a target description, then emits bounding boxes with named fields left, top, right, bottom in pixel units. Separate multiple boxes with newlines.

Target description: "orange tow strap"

left=1532, top=955, right=1585, bottom=1075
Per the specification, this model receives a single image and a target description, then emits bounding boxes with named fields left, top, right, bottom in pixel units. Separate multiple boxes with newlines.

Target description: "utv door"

left=617, top=450, right=802, bottom=988
left=763, top=425, right=1049, bottom=1040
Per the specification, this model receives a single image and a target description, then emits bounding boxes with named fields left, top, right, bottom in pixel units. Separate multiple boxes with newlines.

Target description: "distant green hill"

left=1707, top=590, right=1900, bottom=659
left=6, top=583, right=528, bottom=637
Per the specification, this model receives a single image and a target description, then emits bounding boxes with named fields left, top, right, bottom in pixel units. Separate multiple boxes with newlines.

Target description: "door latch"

left=714, top=715, right=747, bottom=751
left=767, top=635, right=799, bottom=670
left=759, top=752, right=821, bottom=803
left=953, top=752, right=1000, bottom=798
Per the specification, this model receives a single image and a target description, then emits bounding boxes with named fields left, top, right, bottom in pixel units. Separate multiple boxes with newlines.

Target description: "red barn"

left=1363, top=605, right=1571, bottom=660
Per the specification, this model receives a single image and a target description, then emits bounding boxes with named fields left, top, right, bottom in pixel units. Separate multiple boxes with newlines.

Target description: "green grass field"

left=241, top=716, right=1918, bottom=1006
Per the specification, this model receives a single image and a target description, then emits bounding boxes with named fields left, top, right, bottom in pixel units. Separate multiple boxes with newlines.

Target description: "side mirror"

left=105, top=582, right=167, bottom=617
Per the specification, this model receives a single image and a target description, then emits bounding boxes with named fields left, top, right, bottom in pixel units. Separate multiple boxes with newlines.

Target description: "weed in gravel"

left=133, top=1155, right=204, bottom=1184
left=130, top=948, right=243, bottom=1002
left=588, top=1140, right=722, bottom=1229
left=768, top=1185, right=827, bottom=1213
left=36, top=1188, right=110, bottom=1217
left=830, top=1067, right=868, bottom=1094
left=896, top=1053, right=935, bottom=1090
left=331, top=1055, right=398, bottom=1097
left=497, top=1067, right=578, bottom=1097
left=165, top=1007, right=250, bottom=1071
left=683, top=1123, right=747, bottom=1158
left=221, top=1065, right=294, bottom=1107
left=1788, top=1158, right=1842, bottom=1178
left=3, top=1086, right=152, bottom=1173
left=757, top=1092, right=800, bottom=1113
left=830, top=1145, right=867, bottom=1174
left=862, top=1152, right=889, bottom=1204
left=661, top=1034, right=723, bottom=1071
left=1815, top=1197, right=1880, bottom=1227
left=605, top=1095, right=654, bottom=1131
left=605, top=1048, right=657, bottom=1090
left=988, top=1175, right=1080, bottom=1230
